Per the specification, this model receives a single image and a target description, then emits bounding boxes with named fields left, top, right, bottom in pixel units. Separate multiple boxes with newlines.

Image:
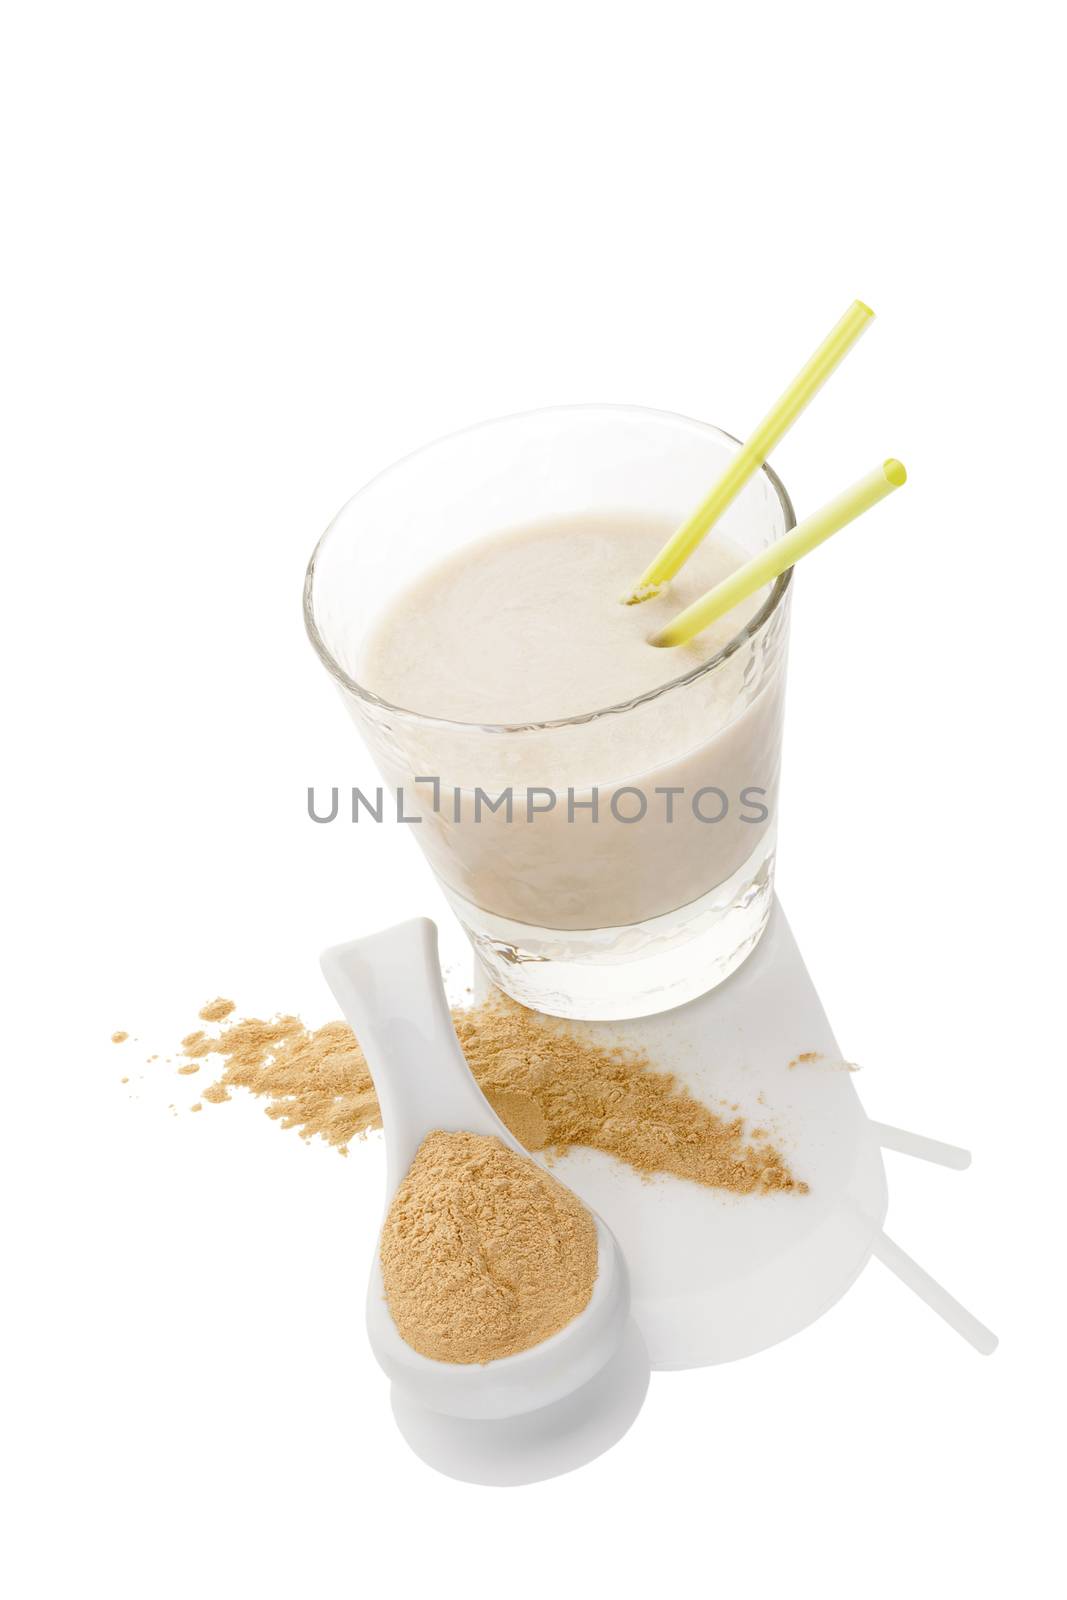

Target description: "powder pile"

left=380, top=1130, right=598, bottom=1363
left=198, top=997, right=235, bottom=1023
left=453, top=1003, right=806, bottom=1195
left=172, top=994, right=806, bottom=1195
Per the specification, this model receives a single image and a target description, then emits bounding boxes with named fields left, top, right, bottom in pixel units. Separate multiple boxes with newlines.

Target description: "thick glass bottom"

left=440, top=831, right=776, bottom=1021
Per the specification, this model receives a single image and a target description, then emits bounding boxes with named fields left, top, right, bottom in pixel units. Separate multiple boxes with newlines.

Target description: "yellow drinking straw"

left=650, top=458, right=906, bottom=648
left=627, top=299, right=875, bottom=603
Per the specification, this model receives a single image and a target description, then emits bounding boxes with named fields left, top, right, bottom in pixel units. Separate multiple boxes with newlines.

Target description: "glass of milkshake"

left=305, top=406, right=793, bottom=1020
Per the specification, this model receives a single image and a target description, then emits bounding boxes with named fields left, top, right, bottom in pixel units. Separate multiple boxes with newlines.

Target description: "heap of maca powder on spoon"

left=172, top=993, right=806, bottom=1195
left=381, top=1130, right=598, bottom=1363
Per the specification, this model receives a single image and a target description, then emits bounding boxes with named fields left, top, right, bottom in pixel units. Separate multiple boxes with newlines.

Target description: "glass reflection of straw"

left=651, top=459, right=906, bottom=648
left=626, top=299, right=875, bottom=604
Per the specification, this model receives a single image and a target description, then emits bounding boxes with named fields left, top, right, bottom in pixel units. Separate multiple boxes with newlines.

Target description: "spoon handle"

left=320, top=917, right=516, bottom=1188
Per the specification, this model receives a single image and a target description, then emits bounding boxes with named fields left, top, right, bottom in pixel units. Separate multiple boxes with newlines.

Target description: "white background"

left=2, top=2, right=1064, bottom=1595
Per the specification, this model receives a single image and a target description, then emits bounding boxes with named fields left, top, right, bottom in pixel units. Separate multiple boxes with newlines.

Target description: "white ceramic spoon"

left=320, top=918, right=649, bottom=1485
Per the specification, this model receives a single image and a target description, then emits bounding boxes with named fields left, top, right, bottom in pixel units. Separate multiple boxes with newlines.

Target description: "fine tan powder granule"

left=198, top=997, right=235, bottom=1023
left=380, top=1130, right=598, bottom=1363
left=174, top=995, right=806, bottom=1195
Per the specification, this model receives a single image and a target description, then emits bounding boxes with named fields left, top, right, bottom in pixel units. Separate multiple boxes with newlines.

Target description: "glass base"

left=441, top=833, right=776, bottom=1021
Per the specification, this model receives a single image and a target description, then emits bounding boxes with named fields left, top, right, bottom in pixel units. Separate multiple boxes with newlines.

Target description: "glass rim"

left=303, top=403, right=795, bottom=735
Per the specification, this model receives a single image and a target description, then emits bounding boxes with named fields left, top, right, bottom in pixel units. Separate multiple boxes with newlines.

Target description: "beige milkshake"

left=306, top=404, right=793, bottom=1018
left=358, top=511, right=785, bottom=931
left=360, top=512, right=766, bottom=724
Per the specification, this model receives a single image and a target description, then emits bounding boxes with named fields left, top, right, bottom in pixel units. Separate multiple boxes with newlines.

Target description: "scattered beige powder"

left=199, top=998, right=235, bottom=1023
left=788, top=1052, right=860, bottom=1073
left=169, top=995, right=806, bottom=1195
left=453, top=1003, right=805, bottom=1195
left=789, top=1051, right=821, bottom=1068
left=111, top=1031, right=128, bottom=1044
left=380, top=1131, right=597, bottom=1363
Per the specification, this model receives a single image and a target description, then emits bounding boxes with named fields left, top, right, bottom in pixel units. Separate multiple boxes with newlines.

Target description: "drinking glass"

left=305, top=406, right=793, bottom=1020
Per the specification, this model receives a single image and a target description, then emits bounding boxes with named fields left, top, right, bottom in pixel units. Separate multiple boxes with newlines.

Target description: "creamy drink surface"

left=361, top=512, right=765, bottom=726
left=356, top=511, right=787, bottom=931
